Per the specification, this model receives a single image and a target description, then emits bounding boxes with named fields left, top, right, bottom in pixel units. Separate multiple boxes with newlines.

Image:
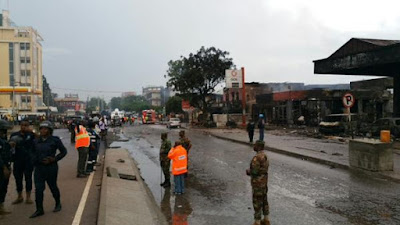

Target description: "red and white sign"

left=225, top=69, right=243, bottom=88
left=342, top=93, right=355, bottom=108
left=182, top=100, right=194, bottom=112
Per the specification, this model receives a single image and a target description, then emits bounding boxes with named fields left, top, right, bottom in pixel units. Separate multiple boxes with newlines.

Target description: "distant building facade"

left=0, top=10, right=44, bottom=113
left=54, top=94, right=86, bottom=112
left=142, top=86, right=171, bottom=107
left=121, top=91, right=136, bottom=98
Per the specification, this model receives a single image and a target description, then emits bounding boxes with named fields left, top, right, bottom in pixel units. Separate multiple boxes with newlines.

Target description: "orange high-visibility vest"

left=168, top=145, right=188, bottom=175
left=75, top=125, right=90, bottom=149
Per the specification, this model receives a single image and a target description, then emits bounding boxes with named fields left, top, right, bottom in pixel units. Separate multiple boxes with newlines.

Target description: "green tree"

left=166, top=46, right=234, bottom=118
left=121, top=95, right=151, bottom=112
left=166, top=96, right=183, bottom=115
left=109, top=97, right=122, bottom=110
left=86, top=97, right=107, bottom=113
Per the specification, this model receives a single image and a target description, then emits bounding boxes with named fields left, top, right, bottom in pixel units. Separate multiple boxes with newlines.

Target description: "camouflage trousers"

left=160, top=160, right=171, bottom=182
left=252, top=186, right=269, bottom=220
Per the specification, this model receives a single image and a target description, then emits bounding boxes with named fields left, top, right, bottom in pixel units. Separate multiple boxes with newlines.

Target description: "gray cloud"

left=4, top=0, right=399, bottom=100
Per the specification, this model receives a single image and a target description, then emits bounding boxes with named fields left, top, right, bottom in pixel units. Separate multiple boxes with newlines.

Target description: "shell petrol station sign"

left=225, top=69, right=243, bottom=88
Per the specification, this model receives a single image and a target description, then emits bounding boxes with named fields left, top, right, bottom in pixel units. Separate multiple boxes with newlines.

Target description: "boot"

left=25, top=192, right=33, bottom=204
left=53, top=201, right=62, bottom=213
left=162, top=181, right=171, bottom=188
left=0, top=203, right=11, bottom=215
left=262, top=216, right=270, bottom=225
left=253, top=220, right=261, bottom=225
left=12, top=192, right=24, bottom=204
left=30, top=202, right=44, bottom=218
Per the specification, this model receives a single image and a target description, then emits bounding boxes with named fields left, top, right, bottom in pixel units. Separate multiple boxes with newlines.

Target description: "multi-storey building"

left=54, top=94, right=86, bottom=112
left=0, top=10, right=43, bottom=113
left=142, top=86, right=167, bottom=107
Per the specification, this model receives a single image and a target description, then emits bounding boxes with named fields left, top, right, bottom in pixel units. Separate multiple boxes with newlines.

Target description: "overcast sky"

left=1, top=0, right=399, bottom=101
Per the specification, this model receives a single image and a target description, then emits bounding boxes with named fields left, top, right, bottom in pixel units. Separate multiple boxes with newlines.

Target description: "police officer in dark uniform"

left=69, top=120, right=76, bottom=143
left=86, top=121, right=100, bottom=173
left=30, top=121, right=67, bottom=218
left=0, top=119, right=12, bottom=215
left=9, top=120, right=36, bottom=204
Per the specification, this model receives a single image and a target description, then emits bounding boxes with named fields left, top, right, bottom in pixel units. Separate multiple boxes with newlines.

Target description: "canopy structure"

left=314, top=38, right=400, bottom=116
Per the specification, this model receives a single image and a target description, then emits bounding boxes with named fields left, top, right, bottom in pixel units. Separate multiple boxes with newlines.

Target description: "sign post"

left=342, top=93, right=355, bottom=139
left=241, top=67, right=246, bottom=127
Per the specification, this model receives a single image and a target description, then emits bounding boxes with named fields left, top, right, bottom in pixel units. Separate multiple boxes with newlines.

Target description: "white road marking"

left=71, top=172, right=94, bottom=225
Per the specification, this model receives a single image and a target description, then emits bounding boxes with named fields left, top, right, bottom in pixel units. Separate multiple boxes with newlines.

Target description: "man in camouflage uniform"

left=160, top=133, right=172, bottom=188
left=179, top=130, right=192, bottom=153
left=179, top=130, right=192, bottom=177
left=246, top=140, right=270, bottom=225
left=0, top=119, right=12, bottom=215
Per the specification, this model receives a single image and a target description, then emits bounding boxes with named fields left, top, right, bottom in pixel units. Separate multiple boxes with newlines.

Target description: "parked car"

left=167, top=118, right=181, bottom=129
left=365, top=117, right=400, bottom=138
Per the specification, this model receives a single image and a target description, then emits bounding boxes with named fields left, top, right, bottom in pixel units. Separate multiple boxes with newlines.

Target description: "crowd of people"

left=0, top=115, right=102, bottom=218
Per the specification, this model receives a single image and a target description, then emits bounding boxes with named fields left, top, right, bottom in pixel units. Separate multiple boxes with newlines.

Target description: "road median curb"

left=98, top=148, right=168, bottom=225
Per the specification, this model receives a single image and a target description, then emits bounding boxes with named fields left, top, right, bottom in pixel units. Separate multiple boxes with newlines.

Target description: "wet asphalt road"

left=114, top=124, right=400, bottom=225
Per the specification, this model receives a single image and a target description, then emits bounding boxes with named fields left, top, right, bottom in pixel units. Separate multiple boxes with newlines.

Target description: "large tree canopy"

left=166, top=46, right=234, bottom=116
left=109, top=95, right=153, bottom=112
left=166, top=96, right=183, bottom=115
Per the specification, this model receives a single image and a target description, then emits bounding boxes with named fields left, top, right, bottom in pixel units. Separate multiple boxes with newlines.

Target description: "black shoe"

left=29, top=210, right=44, bottom=218
left=53, top=203, right=62, bottom=212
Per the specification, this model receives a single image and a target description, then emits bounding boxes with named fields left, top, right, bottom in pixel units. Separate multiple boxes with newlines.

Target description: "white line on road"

left=71, top=172, right=94, bottom=225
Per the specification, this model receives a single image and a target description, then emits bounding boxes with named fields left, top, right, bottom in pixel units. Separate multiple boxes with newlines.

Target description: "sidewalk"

left=98, top=148, right=167, bottom=225
left=199, top=128, right=400, bottom=182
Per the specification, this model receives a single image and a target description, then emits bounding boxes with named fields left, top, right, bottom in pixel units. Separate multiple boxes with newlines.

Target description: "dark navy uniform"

left=32, top=136, right=67, bottom=211
left=10, top=131, right=35, bottom=194
left=0, top=137, right=12, bottom=205
left=86, top=128, right=100, bottom=172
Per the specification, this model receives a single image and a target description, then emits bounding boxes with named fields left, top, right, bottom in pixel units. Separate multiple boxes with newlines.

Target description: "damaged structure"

left=313, top=38, right=400, bottom=117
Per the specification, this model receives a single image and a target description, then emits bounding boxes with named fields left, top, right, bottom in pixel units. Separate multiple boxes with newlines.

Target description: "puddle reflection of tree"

left=161, top=191, right=193, bottom=225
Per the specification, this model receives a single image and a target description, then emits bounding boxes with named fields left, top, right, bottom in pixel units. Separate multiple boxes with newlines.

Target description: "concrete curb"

left=98, top=148, right=168, bottom=225
left=206, top=132, right=400, bottom=183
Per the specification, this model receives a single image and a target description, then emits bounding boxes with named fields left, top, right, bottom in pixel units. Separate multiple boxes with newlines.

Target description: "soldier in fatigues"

left=246, top=141, right=270, bottom=225
left=179, top=131, right=192, bottom=154
left=0, top=119, right=12, bottom=215
left=179, top=130, right=191, bottom=177
left=160, top=133, right=171, bottom=188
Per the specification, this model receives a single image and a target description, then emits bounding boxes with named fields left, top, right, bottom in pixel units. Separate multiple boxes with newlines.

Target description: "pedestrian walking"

left=258, top=114, right=265, bottom=141
left=168, top=141, right=187, bottom=195
left=9, top=120, right=36, bottom=205
left=247, top=119, right=255, bottom=143
left=246, top=140, right=270, bottom=225
left=30, top=121, right=67, bottom=218
left=0, top=119, right=12, bottom=215
left=99, top=118, right=107, bottom=141
left=86, top=122, right=100, bottom=173
left=160, top=133, right=172, bottom=188
left=75, top=121, right=90, bottom=178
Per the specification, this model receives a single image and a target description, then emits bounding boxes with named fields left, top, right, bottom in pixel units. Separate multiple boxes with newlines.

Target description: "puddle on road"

left=111, top=134, right=194, bottom=224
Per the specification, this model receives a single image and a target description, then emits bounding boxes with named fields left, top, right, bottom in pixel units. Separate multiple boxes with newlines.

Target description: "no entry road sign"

left=343, top=93, right=355, bottom=108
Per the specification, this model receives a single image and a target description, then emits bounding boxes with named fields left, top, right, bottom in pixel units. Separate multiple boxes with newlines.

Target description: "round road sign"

left=343, top=93, right=355, bottom=108
left=231, top=70, right=238, bottom=77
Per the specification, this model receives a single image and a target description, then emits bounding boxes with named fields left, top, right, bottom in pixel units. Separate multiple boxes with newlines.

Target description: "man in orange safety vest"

left=168, top=141, right=187, bottom=195
left=75, top=121, right=90, bottom=178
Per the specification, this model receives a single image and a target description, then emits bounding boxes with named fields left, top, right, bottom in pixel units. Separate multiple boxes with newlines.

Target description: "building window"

left=21, top=57, right=30, bottom=64
left=20, top=43, right=30, bottom=50
left=9, top=43, right=14, bottom=86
